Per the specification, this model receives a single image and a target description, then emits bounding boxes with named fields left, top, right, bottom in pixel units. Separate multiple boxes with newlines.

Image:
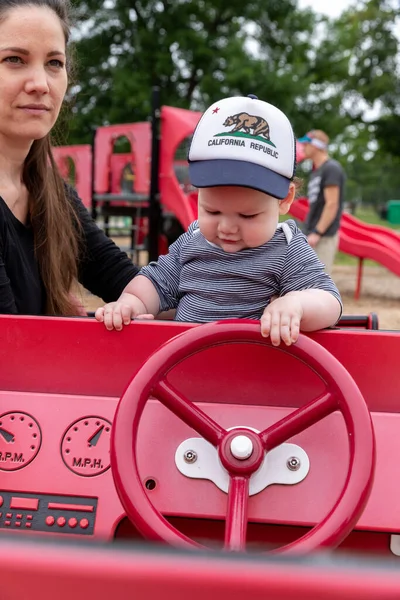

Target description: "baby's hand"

left=260, top=295, right=303, bottom=346
left=95, top=293, right=151, bottom=331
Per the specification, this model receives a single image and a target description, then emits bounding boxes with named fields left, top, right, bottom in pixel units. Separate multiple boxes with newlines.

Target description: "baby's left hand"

left=260, top=296, right=303, bottom=346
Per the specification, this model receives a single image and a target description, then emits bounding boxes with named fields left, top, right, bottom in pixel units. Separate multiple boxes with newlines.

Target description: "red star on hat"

left=212, top=107, right=220, bottom=114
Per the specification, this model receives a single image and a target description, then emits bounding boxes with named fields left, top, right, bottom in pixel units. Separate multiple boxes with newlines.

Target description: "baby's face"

left=198, top=186, right=285, bottom=253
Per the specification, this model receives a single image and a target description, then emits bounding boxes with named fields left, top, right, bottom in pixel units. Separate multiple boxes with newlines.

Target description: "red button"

left=26, top=515, right=33, bottom=520
left=0, top=496, right=3, bottom=508
left=57, top=517, right=66, bottom=527
left=68, top=518, right=78, bottom=528
left=10, top=497, right=38, bottom=511
left=79, top=518, right=89, bottom=529
left=16, top=514, right=22, bottom=520
left=25, top=523, right=32, bottom=528
left=46, top=516, right=55, bottom=527
left=4, top=521, right=10, bottom=526
left=15, top=522, right=21, bottom=527
left=6, top=513, right=12, bottom=519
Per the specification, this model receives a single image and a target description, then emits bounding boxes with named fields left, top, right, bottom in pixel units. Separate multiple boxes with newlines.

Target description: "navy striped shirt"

left=140, top=219, right=342, bottom=322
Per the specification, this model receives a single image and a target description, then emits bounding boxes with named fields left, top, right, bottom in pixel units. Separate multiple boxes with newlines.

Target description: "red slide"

left=159, top=105, right=202, bottom=228
left=290, top=198, right=400, bottom=298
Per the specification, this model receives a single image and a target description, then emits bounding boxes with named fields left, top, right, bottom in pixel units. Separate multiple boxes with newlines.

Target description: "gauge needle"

left=88, top=425, right=104, bottom=447
left=0, top=428, right=15, bottom=443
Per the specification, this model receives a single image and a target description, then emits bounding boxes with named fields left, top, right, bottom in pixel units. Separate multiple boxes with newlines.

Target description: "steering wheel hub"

left=218, top=428, right=264, bottom=474
left=230, top=435, right=253, bottom=460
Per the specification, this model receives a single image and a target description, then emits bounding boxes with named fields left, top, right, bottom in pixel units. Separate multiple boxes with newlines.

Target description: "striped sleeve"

left=279, top=227, right=343, bottom=309
left=139, top=222, right=198, bottom=312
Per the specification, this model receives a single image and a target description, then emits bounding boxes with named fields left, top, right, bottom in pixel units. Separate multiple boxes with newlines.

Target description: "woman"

left=0, top=0, right=139, bottom=316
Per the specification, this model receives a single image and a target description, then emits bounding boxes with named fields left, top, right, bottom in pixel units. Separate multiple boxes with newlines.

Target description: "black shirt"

left=304, top=159, right=346, bottom=237
left=0, top=185, right=139, bottom=315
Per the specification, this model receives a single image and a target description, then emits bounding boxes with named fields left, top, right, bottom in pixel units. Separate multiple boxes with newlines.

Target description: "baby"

left=96, top=94, right=342, bottom=346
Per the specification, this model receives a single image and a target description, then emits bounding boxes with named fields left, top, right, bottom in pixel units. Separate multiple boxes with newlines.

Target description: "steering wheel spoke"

left=224, top=476, right=249, bottom=552
left=260, top=391, right=339, bottom=451
left=153, top=379, right=226, bottom=447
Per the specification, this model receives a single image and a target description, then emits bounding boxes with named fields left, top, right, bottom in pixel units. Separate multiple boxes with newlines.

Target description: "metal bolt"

left=287, top=456, right=301, bottom=471
left=184, top=450, right=197, bottom=464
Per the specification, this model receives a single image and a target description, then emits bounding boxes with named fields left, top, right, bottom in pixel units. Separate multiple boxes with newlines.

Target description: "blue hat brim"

left=188, top=159, right=291, bottom=200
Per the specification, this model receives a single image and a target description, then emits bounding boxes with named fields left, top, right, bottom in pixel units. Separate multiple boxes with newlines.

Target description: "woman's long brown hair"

left=0, top=0, right=81, bottom=316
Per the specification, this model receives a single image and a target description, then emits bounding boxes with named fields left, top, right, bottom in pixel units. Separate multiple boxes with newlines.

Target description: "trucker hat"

left=188, top=94, right=296, bottom=200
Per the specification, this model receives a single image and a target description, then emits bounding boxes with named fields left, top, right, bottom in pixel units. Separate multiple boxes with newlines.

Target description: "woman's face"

left=0, top=6, right=68, bottom=145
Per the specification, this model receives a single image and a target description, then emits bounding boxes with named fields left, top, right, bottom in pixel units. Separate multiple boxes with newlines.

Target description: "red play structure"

left=53, top=89, right=201, bottom=262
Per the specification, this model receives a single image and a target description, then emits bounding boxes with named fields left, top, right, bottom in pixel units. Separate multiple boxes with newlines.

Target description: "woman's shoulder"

left=0, top=196, right=12, bottom=242
left=62, top=183, right=92, bottom=228
left=0, top=201, right=5, bottom=249
left=63, top=182, right=84, bottom=209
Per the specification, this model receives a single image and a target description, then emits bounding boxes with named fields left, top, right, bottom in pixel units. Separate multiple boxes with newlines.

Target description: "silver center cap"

left=230, top=435, right=254, bottom=460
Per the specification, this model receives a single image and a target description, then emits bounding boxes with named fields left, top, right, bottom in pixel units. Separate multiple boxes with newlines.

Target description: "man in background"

left=298, top=130, right=346, bottom=274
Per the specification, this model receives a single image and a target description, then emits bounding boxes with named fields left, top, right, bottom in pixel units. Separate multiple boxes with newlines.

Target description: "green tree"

left=65, top=0, right=321, bottom=143
left=306, top=0, right=400, bottom=206
left=62, top=0, right=400, bottom=210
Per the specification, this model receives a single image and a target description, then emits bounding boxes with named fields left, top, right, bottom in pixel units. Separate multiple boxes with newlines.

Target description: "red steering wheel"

left=111, top=321, right=375, bottom=554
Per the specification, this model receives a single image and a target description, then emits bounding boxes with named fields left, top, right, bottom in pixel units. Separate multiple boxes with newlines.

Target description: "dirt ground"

left=332, top=264, right=400, bottom=330
left=82, top=257, right=400, bottom=331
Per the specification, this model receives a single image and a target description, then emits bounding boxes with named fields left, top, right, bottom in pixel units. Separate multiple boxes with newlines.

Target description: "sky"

left=298, top=0, right=400, bottom=36
left=298, top=0, right=353, bottom=17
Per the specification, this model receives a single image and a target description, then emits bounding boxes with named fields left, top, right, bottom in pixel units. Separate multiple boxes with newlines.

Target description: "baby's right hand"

left=95, top=293, right=152, bottom=331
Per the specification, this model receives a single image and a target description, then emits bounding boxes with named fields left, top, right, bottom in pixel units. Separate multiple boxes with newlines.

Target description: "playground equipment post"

left=148, top=86, right=162, bottom=262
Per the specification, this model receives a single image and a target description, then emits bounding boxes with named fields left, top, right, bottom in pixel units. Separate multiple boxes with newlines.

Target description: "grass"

left=353, top=206, right=394, bottom=228
left=334, top=252, right=365, bottom=266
